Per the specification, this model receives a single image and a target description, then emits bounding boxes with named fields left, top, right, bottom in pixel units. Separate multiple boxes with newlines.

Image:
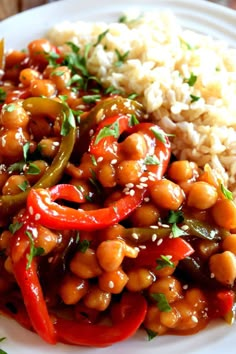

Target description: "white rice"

left=47, top=11, right=236, bottom=196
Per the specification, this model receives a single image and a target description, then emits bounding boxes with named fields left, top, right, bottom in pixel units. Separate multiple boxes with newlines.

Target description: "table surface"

left=0, top=0, right=236, bottom=20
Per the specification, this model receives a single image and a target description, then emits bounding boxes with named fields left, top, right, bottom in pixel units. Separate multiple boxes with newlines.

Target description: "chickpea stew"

left=0, top=35, right=236, bottom=347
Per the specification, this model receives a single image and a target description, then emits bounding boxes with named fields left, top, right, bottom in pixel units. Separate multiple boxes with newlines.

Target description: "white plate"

left=0, top=0, right=236, bottom=353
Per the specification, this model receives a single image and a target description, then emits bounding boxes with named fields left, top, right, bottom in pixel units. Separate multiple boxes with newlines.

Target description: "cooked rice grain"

left=48, top=11, right=236, bottom=196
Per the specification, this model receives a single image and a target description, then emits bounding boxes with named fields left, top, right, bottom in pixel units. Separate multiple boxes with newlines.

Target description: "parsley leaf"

left=129, top=114, right=139, bottom=126
left=60, top=107, right=76, bottom=136
left=25, top=231, right=45, bottom=269
left=82, top=94, right=101, bottom=104
left=4, top=103, right=15, bottom=112
left=93, top=29, right=109, bottom=46
left=220, top=183, right=233, bottom=201
left=145, top=328, right=158, bottom=341
left=114, top=49, right=129, bottom=67
left=149, top=126, right=174, bottom=143
left=23, top=142, right=30, bottom=161
left=151, top=293, right=172, bottom=312
left=9, top=222, right=23, bottom=234
left=18, top=180, right=29, bottom=192
left=26, top=163, right=41, bottom=175
left=190, top=94, right=200, bottom=103
left=144, top=155, right=160, bottom=165
left=184, top=72, right=197, bottom=86
left=94, top=120, right=120, bottom=145
left=0, top=88, right=6, bottom=103
left=167, top=210, right=184, bottom=224
left=156, top=255, right=175, bottom=270
left=77, top=239, right=90, bottom=253
left=7, top=161, right=26, bottom=173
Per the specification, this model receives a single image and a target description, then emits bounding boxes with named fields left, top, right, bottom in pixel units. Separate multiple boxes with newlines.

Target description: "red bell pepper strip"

left=208, top=289, right=235, bottom=319
left=132, top=237, right=194, bottom=267
left=10, top=222, right=57, bottom=344
left=54, top=292, right=147, bottom=347
left=26, top=184, right=145, bottom=231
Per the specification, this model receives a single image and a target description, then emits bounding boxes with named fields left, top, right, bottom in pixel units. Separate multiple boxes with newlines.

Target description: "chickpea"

left=211, top=199, right=236, bottom=229
left=28, top=115, right=53, bottom=141
left=28, top=38, right=54, bottom=63
left=187, top=181, right=218, bottom=210
left=26, top=160, right=49, bottom=185
left=58, top=87, right=77, bottom=105
left=144, top=305, right=167, bottom=335
left=185, top=288, right=207, bottom=312
left=98, top=224, right=125, bottom=242
left=0, top=128, right=29, bottom=160
left=149, top=276, right=182, bottom=303
left=70, top=248, right=102, bottom=279
left=30, top=79, right=57, bottom=97
left=96, top=240, right=125, bottom=272
left=209, top=251, right=236, bottom=286
left=222, top=234, right=236, bottom=255
left=149, top=179, right=185, bottom=210
left=0, top=103, right=29, bottom=129
left=0, top=230, right=12, bottom=251
left=34, top=225, right=58, bottom=255
left=59, top=274, right=88, bottom=305
left=126, top=268, right=154, bottom=291
left=98, top=268, right=128, bottom=294
left=4, top=257, right=13, bottom=274
left=168, top=160, right=193, bottom=182
left=19, top=68, right=41, bottom=87
left=38, top=138, right=60, bottom=159
left=172, top=299, right=198, bottom=330
left=5, top=50, right=27, bottom=69
left=2, top=175, right=29, bottom=196
left=97, top=162, right=116, bottom=188
left=120, top=132, right=147, bottom=160
left=83, top=285, right=111, bottom=311
left=130, top=202, right=160, bottom=227
left=0, top=170, right=8, bottom=191
left=159, top=307, right=179, bottom=328
left=116, top=160, right=143, bottom=186
left=153, top=261, right=178, bottom=277
left=49, top=66, right=71, bottom=91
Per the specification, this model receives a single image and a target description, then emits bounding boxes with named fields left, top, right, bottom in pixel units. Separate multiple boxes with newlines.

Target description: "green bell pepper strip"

left=10, top=219, right=57, bottom=344
left=26, top=184, right=146, bottom=231
left=0, top=97, right=76, bottom=221
left=54, top=292, right=147, bottom=347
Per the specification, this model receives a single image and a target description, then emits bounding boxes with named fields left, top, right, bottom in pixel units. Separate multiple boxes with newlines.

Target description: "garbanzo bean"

left=30, top=79, right=57, bottom=97
left=28, top=38, right=54, bottom=63
left=26, top=160, right=49, bottom=185
left=34, top=225, right=58, bottom=255
left=38, top=138, right=60, bottom=159
left=59, top=274, right=88, bottom=305
left=185, top=288, right=207, bottom=312
left=83, top=285, right=111, bottom=311
left=0, top=103, right=29, bottom=129
left=209, top=250, right=236, bottom=286
left=28, top=115, right=53, bottom=141
left=98, top=268, right=128, bottom=294
left=149, top=179, right=185, bottom=210
left=116, top=160, right=143, bottom=186
left=126, top=268, right=154, bottom=292
left=0, top=230, right=12, bottom=251
left=222, top=234, right=236, bottom=255
left=19, top=68, right=41, bottom=87
left=96, top=240, right=125, bottom=272
left=129, top=202, right=160, bottom=227
left=120, top=132, right=147, bottom=160
left=49, top=66, right=71, bottom=91
left=149, top=276, right=182, bottom=303
left=211, top=199, right=236, bottom=229
left=144, top=305, right=167, bottom=335
left=172, top=299, right=198, bottom=330
left=0, top=128, right=29, bottom=160
left=2, top=175, right=29, bottom=195
left=168, top=160, right=193, bottom=182
left=70, top=248, right=103, bottom=279
left=187, top=181, right=218, bottom=210
left=97, top=162, right=116, bottom=188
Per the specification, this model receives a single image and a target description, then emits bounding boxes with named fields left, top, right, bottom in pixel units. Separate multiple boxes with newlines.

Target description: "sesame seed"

left=129, top=189, right=135, bottom=196
left=210, top=273, right=215, bottom=278
left=108, top=281, right=114, bottom=289
left=182, top=284, right=188, bottom=290
left=29, top=206, right=34, bottom=215
left=157, top=238, right=163, bottom=246
left=139, top=245, right=146, bottom=249
left=191, top=315, right=198, bottom=323
left=136, top=184, right=144, bottom=189
left=140, top=182, right=148, bottom=188
left=140, top=176, right=148, bottom=182
left=111, top=159, right=118, bottom=165
left=152, top=234, right=157, bottom=242
left=148, top=175, right=156, bottom=182
left=181, top=225, right=189, bottom=231
left=97, top=156, right=104, bottom=163
left=35, top=213, right=41, bottom=221
left=132, top=232, right=139, bottom=240
left=125, top=183, right=134, bottom=189
left=144, top=197, right=150, bottom=202
left=150, top=225, right=159, bottom=229
left=89, top=129, right=94, bottom=136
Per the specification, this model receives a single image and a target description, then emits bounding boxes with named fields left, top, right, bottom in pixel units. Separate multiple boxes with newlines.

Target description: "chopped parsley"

left=184, top=72, right=197, bottom=86
left=23, top=142, right=30, bottom=161
left=25, top=231, right=45, bottom=269
left=220, top=183, right=233, bottom=201
left=151, top=293, right=172, bottom=312
left=9, top=222, right=23, bottom=234
left=4, top=103, right=15, bottom=112
left=94, top=120, right=120, bottom=145
left=166, top=210, right=188, bottom=238
left=129, top=114, right=139, bottom=126
left=60, top=106, right=76, bottom=136
left=114, top=49, right=129, bottom=67
left=26, top=163, right=41, bottom=175
left=18, top=180, right=29, bottom=192
left=190, top=94, right=200, bottom=103
left=149, top=126, right=174, bottom=143
left=0, top=88, right=6, bottom=103
left=82, top=94, right=101, bottom=104
left=77, top=239, right=90, bottom=253
left=156, top=255, right=175, bottom=270
left=144, top=155, right=160, bottom=165
left=93, top=29, right=109, bottom=46
left=145, top=328, right=158, bottom=341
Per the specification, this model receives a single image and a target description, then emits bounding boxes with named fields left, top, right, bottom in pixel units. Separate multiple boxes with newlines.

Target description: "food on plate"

left=0, top=11, right=236, bottom=347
